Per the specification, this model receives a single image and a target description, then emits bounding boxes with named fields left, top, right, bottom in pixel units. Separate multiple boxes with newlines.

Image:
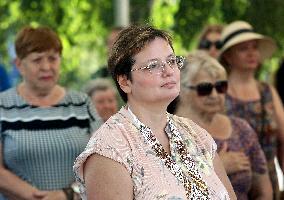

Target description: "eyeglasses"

left=199, top=39, right=222, bottom=50
left=187, top=80, right=228, bottom=96
left=131, top=55, right=185, bottom=75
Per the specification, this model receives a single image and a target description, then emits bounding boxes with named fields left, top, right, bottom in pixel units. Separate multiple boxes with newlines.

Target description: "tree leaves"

left=0, top=0, right=282, bottom=88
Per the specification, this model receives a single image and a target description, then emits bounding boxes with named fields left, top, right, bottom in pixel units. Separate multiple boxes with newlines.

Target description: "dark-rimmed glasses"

left=199, top=39, right=222, bottom=50
left=131, top=55, right=185, bottom=75
left=187, top=80, right=228, bottom=96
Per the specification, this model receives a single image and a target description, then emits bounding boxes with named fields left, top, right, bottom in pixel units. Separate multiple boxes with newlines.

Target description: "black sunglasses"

left=199, top=39, right=222, bottom=50
left=187, top=80, right=228, bottom=96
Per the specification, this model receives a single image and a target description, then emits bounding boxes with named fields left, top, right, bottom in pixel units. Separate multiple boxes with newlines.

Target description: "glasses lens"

left=176, top=56, right=185, bottom=69
left=215, top=81, right=228, bottom=93
left=215, top=41, right=223, bottom=49
left=196, top=83, right=213, bottom=96
left=147, top=60, right=162, bottom=74
left=199, top=40, right=211, bottom=49
left=167, top=56, right=177, bottom=67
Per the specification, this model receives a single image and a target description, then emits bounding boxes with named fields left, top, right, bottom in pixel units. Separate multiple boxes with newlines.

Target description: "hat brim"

left=219, top=32, right=277, bottom=62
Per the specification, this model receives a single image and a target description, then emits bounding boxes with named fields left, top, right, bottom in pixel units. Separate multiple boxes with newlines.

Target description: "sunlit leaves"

left=150, top=0, right=180, bottom=29
left=0, top=0, right=283, bottom=87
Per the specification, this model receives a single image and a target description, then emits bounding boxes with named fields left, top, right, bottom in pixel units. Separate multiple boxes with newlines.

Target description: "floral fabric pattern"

left=214, top=117, right=267, bottom=200
left=128, top=107, right=210, bottom=199
left=73, top=107, right=229, bottom=200
left=225, top=82, right=279, bottom=199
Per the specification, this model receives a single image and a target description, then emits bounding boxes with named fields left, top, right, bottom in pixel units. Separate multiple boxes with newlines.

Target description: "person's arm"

left=270, top=85, right=284, bottom=170
left=0, top=144, right=44, bottom=200
left=213, top=153, right=237, bottom=200
left=84, top=153, right=133, bottom=200
left=250, top=173, right=272, bottom=200
left=218, top=142, right=251, bottom=174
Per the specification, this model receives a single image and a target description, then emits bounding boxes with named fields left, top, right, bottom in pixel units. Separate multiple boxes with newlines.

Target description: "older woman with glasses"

left=174, top=51, right=272, bottom=200
left=74, top=25, right=236, bottom=200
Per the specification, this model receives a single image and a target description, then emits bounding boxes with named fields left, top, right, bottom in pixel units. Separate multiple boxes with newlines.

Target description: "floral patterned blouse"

left=73, top=107, right=230, bottom=200
left=225, top=82, right=279, bottom=198
left=214, top=117, right=267, bottom=200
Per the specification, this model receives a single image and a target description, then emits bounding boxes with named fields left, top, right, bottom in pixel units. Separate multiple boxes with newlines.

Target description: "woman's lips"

left=162, top=81, right=176, bottom=88
left=40, top=76, right=53, bottom=80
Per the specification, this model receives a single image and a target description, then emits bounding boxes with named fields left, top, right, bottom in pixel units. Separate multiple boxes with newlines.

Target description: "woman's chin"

left=164, top=93, right=179, bottom=104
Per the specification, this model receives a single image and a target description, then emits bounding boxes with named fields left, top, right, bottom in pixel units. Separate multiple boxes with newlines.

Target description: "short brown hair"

left=15, top=26, right=62, bottom=59
left=108, top=24, right=173, bottom=102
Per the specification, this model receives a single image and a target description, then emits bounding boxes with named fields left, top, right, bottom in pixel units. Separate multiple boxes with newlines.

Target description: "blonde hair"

left=180, top=50, right=227, bottom=89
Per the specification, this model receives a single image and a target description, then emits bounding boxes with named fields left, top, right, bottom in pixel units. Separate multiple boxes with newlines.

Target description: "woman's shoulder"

left=171, top=114, right=216, bottom=149
left=0, top=87, right=24, bottom=107
left=62, top=89, right=89, bottom=104
left=171, top=114, right=210, bottom=137
left=0, top=87, right=16, bottom=96
left=229, top=116, right=250, bottom=127
left=74, top=111, right=135, bottom=178
left=171, top=114, right=195, bottom=127
left=229, top=116, right=257, bottom=138
left=91, top=110, right=134, bottom=143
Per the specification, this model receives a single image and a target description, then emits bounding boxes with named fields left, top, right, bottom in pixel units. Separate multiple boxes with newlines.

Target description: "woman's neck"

left=228, top=69, right=260, bottom=100
left=229, top=68, right=256, bottom=84
left=18, top=83, right=65, bottom=107
left=127, top=100, right=168, bottom=133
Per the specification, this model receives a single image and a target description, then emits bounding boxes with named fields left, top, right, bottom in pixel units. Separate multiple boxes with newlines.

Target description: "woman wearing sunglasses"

left=175, top=51, right=272, bottom=200
left=198, top=24, right=223, bottom=59
left=73, top=25, right=236, bottom=200
left=219, top=21, right=284, bottom=200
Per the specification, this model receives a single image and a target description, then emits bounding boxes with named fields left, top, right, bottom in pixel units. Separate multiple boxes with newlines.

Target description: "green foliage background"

left=0, top=0, right=283, bottom=89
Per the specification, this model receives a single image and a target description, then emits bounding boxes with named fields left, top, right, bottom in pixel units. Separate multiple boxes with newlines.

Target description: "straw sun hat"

left=219, top=21, right=277, bottom=62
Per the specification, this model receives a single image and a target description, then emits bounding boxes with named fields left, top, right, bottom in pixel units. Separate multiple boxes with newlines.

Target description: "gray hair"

left=84, top=78, right=116, bottom=97
left=180, top=50, right=227, bottom=89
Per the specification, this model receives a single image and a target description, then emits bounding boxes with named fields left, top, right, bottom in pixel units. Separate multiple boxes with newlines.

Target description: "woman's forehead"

left=134, top=38, right=173, bottom=62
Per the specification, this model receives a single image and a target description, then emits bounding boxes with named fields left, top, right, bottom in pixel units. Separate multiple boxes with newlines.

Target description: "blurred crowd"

left=0, top=20, right=284, bottom=200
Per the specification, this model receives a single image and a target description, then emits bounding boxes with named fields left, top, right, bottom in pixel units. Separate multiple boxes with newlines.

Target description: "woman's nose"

left=162, top=62, right=175, bottom=76
left=40, top=58, right=52, bottom=70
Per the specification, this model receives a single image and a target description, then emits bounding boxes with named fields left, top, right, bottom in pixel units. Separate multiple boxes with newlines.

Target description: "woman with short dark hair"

left=74, top=25, right=236, bottom=200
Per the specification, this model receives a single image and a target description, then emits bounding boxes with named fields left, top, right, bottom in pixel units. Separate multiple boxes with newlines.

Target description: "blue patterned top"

left=0, top=87, right=102, bottom=199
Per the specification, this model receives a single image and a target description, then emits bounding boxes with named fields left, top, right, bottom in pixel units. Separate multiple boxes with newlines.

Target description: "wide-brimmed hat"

left=219, top=21, right=277, bottom=62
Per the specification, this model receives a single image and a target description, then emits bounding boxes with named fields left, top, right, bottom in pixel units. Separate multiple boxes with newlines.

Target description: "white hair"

left=180, top=50, right=227, bottom=88
left=84, top=78, right=117, bottom=97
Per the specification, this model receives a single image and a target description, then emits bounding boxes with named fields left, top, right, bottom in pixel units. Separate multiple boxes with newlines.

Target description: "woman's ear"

left=15, top=58, right=24, bottom=76
left=117, top=75, right=132, bottom=94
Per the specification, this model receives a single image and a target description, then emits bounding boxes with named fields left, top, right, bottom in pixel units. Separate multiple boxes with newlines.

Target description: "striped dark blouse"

left=0, top=88, right=102, bottom=192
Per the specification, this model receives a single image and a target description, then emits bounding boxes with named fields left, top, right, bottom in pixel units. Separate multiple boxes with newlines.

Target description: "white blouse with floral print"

left=73, top=107, right=229, bottom=200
